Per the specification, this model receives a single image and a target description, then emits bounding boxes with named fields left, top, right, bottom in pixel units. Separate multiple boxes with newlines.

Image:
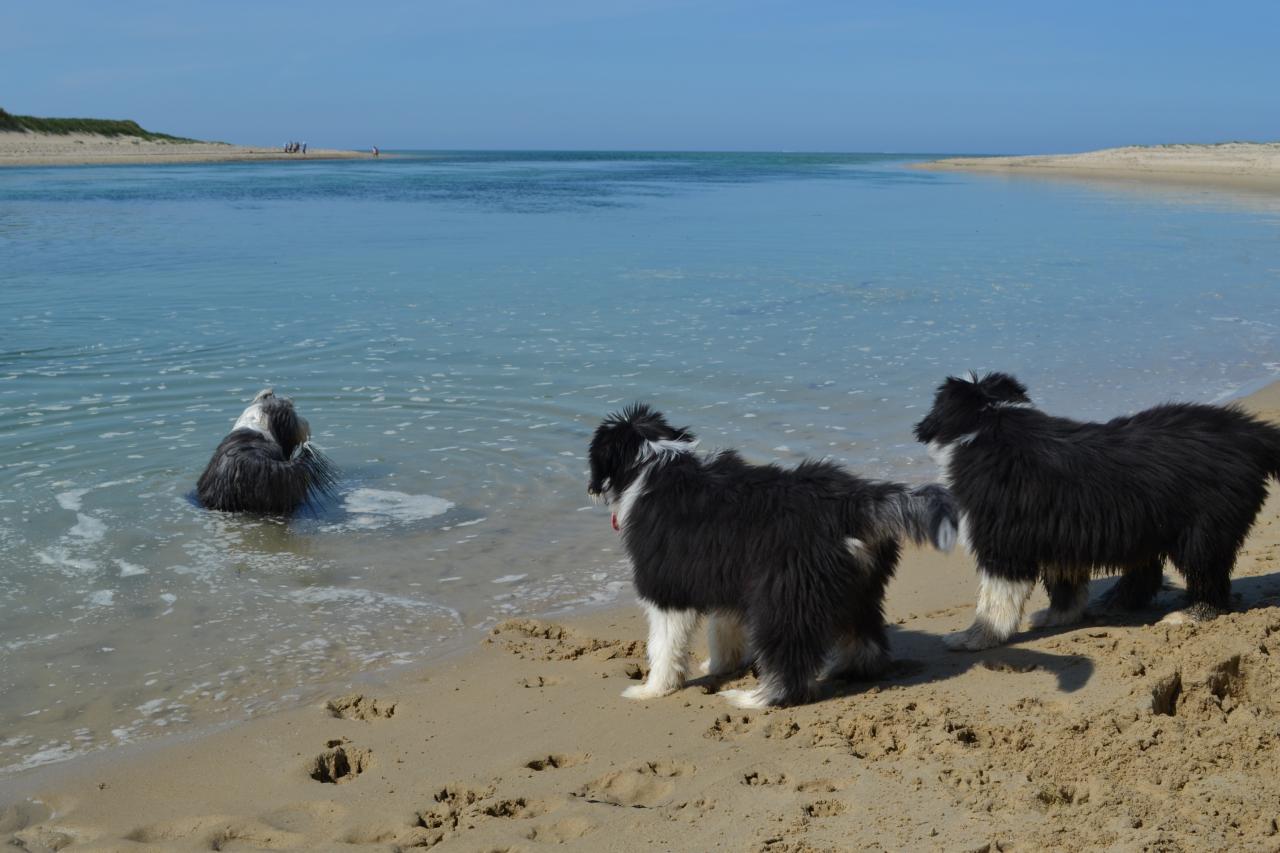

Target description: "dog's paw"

left=1158, top=609, right=1194, bottom=626
left=718, top=687, right=773, bottom=711
left=1028, top=607, right=1084, bottom=630
left=942, top=623, right=1003, bottom=652
left=622, top=683, right=676, bottom=701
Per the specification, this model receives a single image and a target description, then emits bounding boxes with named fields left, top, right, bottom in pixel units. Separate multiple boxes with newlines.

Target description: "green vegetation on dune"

left=0, top=107, right=198, bottom=142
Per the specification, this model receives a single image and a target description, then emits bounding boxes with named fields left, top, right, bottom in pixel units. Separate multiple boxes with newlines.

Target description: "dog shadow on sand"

left=685, top=626, right=1096, bottom=704
left=685, top=572, right=1280, bottom=704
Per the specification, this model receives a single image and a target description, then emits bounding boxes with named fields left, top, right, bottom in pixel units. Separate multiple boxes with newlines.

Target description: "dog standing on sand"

left=915, top=372, right=1280, bottom=651
left=588, top=403, right=957, bottom=709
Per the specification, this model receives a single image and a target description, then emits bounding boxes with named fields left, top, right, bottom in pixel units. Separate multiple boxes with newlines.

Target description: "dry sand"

left=5, top=385, right=1280, bottom=851
left=0, top=132, right=372, bottom=167
left=918, top=142, right=1280, bottom=194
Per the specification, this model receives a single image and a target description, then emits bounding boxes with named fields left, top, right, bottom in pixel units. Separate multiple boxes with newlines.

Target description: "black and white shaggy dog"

left=196, top=389, right=337, bottom=514
left=588, top=403, right=958, bottom=709
left=915, top=372, right=1280, bottom=651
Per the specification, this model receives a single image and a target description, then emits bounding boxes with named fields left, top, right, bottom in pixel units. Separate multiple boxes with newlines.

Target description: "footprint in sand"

left=412, top=783, right=548, bottom=847
left=742, top=768, right=789, bottom=786
left=527, top=816, right=596, bottom=842
left=706, top=713, right=754, bottom=740
left=803, top=799, right=848, bottom=818
left=326, top=693, right=397, bottom=720
left=259, top=799, right=349, bottom=834
left=126, top=815, right=307, bottom=849
left=525, top=753, right=588, bottom=771
left=489, top=618, right=645, bottom=662
left=309, top=741, right=372, bottom=784
left=576, top=759, right=694, bottom=808
left=980, top=659, right=1040, bottom=674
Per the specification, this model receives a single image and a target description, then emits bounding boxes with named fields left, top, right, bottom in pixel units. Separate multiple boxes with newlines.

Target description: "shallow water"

left=1, top=152, right=1278, bottom=774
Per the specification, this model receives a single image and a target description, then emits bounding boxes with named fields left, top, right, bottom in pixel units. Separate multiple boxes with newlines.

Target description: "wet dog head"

left=587, top=403, right=696, bottom=502
left=233, top=388, right=311, bottom=459
left=913, top=372, right=1031, bottom=445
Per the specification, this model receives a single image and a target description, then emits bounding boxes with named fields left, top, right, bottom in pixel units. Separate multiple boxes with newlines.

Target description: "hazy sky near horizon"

left=4, top=1, right=1276, bottom=153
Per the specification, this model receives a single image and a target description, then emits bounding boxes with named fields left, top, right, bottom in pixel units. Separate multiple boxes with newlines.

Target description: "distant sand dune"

left=919, top=142, right=1280, bottom=193
left=0, top=131, right=372, bottom=167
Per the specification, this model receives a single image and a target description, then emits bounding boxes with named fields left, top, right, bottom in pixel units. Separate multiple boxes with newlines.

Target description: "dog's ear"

left=977, top=372, right=1030, bottom=406
left=619, top=401, right=654, bottom=424
left=262, top=397, right=305, bottom=458
left=914, top=374, right=987, bottom=442
left=945, top=374, right=990, bottom=407
left=589, top=405, right=648, bottom=495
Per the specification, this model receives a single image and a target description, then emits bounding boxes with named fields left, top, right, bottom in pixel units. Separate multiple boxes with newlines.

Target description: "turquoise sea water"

left=1, top=152, right=1278, bottom=776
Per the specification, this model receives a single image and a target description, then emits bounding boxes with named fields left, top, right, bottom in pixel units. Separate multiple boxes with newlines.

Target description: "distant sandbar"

left=0, top=131, right=373, bottom=167
left=917, top=142, right=1280, bottom=194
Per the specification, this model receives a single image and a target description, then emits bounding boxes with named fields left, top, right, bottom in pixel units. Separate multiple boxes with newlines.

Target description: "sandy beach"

left=3, top=385, right=1279, bottom=851
left=918, top=142, right=1280, bottom=194
left=0, top=132, right=372, bottom=167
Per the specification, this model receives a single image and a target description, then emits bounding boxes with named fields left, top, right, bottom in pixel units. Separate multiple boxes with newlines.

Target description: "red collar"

left=611, top=512, right=620, bottom=532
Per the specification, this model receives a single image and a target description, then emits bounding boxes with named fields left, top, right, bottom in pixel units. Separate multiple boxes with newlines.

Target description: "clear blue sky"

left=3, top=1, right=1276, bottom=153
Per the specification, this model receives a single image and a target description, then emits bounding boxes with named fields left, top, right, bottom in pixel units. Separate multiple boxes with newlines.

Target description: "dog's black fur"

left=915, top=372, right=1280, bottom=649
left=196, top=390, right=337, bottom=514
left=589, top=403, right=957, bottom=708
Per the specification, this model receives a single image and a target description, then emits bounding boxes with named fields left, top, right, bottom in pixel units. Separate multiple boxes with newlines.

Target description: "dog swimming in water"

left=196, top=389, right=337, bottom=514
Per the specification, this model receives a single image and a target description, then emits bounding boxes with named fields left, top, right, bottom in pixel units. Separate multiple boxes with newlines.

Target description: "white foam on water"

left=55, top=488, right=90, bottom=511
left=87, top=590, right=114, bottom=607
left=3, top=742, right=77, bottom=774
left=341, top=488, right=455, bottom=528
left=492, top=574, right=527, bottom=584
left=114, top=559, right=148, bottom=577
left=69, top=513, right=107, bottom=542
left=54, top=477, right=144, bottom=513
left=3, top=631, right=68, bottom=653
left=288, top=586, right=461, bottom=623
left=35, top=548, right=98, bottom=575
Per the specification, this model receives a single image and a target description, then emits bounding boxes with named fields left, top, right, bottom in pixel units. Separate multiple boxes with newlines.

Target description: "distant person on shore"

left=372, top=146, right=379, bottom=157
left=302, top=142, right=307, bottom=154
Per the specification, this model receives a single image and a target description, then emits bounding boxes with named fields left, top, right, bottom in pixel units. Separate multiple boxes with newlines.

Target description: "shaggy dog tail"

left=1239, top=412, right=1280, bottom=482
left=294, top=443, right=340, bottom=505
left=1266, top=424, right=1280, bottom=482
left=870, top=484, right=959, bottom=553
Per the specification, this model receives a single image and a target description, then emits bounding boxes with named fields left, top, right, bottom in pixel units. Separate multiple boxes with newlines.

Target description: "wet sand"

left=4, top=383, right=1280, bottom=851
left=0, top=132, right=372, bottom=167
left=918, top=142, right=1280, bottom=194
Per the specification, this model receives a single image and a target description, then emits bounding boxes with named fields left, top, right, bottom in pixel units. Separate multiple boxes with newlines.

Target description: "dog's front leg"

left=623, top=602, right=700, bottom=700
left=943, top=569, right=1034, bottom=651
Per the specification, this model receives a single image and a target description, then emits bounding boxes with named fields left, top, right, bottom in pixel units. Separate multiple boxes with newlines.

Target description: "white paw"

left=699, top=658, right=713, bottom=676
left=1028, top=607, right=1083, bottom=630
left=718, top=687, right=772, bottom=710
left=1158, top=610, right=1191, bottom=626
left=942, top=623, right=1003, bottom=652
left=622, top=683, right=675, bottom=701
